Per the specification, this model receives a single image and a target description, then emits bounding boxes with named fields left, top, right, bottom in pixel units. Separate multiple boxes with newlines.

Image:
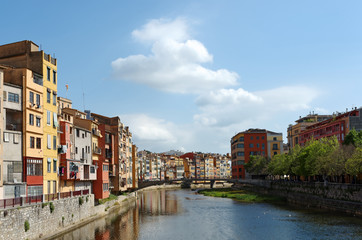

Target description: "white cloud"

left=112, top=18, right=238, bottom=93
left=194, top=85, right=319, bottom=128
left=111, top=18, right=324, bottom=153
left=119, top=114, right=194, bottom=152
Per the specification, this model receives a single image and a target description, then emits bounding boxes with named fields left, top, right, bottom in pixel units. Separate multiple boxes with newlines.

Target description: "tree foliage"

left=245, top=135, right=361, bottom=182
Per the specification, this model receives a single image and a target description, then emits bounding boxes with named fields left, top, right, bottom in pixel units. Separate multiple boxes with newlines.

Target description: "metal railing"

left=0, top=189, right=91, bottom=209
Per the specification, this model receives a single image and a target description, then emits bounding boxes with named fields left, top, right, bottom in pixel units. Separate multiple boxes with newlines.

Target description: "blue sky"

left=2, top=1, right=362, bottom=153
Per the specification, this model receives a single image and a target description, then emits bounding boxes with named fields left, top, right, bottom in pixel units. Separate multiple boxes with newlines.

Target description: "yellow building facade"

left=267, top=133, right=283, bottom=157
left=42, top=55, right=58, bottom=194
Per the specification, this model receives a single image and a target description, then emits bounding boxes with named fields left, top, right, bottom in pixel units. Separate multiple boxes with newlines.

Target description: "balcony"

left=93, top=147, right=101, bottom=155
left=92, top=128, right=101, bottom=137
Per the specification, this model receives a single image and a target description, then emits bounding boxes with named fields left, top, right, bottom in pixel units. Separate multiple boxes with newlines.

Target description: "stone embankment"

left=236, top=180, right=362, bottom=216
left=0, top=184, right=179, bottom=240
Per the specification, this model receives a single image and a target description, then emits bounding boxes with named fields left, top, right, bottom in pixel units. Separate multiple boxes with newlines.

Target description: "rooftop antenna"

left=65, top=84, right=68, bottom=99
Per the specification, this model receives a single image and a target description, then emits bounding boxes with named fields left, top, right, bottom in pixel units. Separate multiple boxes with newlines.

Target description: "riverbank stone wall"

left=0, top=194, right=94, bottom=240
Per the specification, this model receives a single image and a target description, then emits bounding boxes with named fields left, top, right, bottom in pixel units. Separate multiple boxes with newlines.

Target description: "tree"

left=345, top=147, right=362, bottom=183
left=343, top=129, right=362, bottom=147
left=314, top=137, right=339, bottom=185
left=245, top=155, right=269, bottom=176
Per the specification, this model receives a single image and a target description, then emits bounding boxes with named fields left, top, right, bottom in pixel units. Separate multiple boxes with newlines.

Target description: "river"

left=53, top=189, right=362, bottom=240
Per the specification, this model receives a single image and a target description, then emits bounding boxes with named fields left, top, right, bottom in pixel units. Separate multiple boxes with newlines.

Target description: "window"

left=27, top=159, right=42, bottom=176
left=53, top=92, right=56, bottom=105
left=250, top=136, right=253, bottom=140
left=256, top=136, right=259, bottom=140
left=36, top=94, right=40, bottom=107
left=53, top=112, right=58, bottom=127
left=239, top=137, right=244, bottom=142
left=273, top=144, right=278, bottom=150
left=47, top=67, right=50, bottom=81
left=47, top=90, right=51, bottom=103
left=47, top=111, right=51, bottom=125
left=90, top=166, right=95, bottom=174
left=53, top=70, right=56, bottom=84
left=47, top=158, right=51, bottom=172
left=29, top=91, right=34, bottom=104
left=3, top=132, right=9, bottom=142
left=14, top=134, right=19, bottom=144
left=274, top=152, right=277, bottom=155
left=8, top=92, right=19, bottom=103
left=36, top=138, right=41, bottom=149
left=103, top=164, right=109, bottom=171
left=237, top=152, right=244, bottom=156
left=47, top=134, right=51, bottom=149
left=53, top=181, right=56, bottom=194
left=53, top=159, right=57, bottom=173
left=250, top=151, right=254, bottom=156
left=76, top=129, right=80, bottom=137
left=53, top=136, right=57, bottom=150
left=30, top=137, right=35, bottom=148
left=273, top=137, right=277, bottom=141
left=237, top=160, right=245, bottom=165
left=103, top=183, right=109, bottom=192
left=75, top=147, right=78, bottom=154
left=249, top=144, right=254, bottom=148
left=36, top=116, right=41, bottom=127
left=29, top=114, right=34, bottom=125
left=262, top=143, right=265, bottom=150
left=257, top=143, right=259, bottom=148
left=237, top=143, right=244, bottom=148
left=262, top=136, right=265, bottom=140
left=82, top=133, right=84, bottom=138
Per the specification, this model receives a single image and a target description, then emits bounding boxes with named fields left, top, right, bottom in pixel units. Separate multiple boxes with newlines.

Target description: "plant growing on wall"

left=24, top=220, right=30, bottom=232
left=49, top=202, right=55, bottom=213
left=79, top=197, right=84, bottom=206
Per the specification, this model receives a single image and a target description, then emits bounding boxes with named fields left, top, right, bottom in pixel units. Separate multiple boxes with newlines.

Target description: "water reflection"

left=138, top=189, right=180, bottom=216
left=53, top=189, right=362, bottom=240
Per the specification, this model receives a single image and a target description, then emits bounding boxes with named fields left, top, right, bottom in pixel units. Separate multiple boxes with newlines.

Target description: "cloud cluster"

left=112, top=18, right=238, bottom=93
left=112, top=18, right=322, bottom=153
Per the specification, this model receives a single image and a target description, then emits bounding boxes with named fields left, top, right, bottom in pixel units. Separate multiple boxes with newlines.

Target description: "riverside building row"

left=137, top=151, right=231, bottom=181
left=0, top=40, right=138, bottom=201
left=231, top=107, right=362, bottom=180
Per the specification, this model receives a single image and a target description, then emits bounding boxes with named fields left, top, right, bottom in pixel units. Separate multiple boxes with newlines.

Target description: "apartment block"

left=0, top=66, right=4, bottom=199
left=287, top=113, right=331, bottom=149
left=299, top=108, right=362, bottom=146
left=0, top=41, right=58, bottom=195
left=231, top=129, right=283, bottom=179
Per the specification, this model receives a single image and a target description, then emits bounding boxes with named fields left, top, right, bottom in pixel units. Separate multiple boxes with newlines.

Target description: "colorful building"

left=287, top=113, right=331, bottom=149
left=231, top=129, right=283, bottom=179
left=299, top=108, right=362, bottom=146
left=0, top=66, right=4, bottom=199
left=0, top=41, right=58, bottom=195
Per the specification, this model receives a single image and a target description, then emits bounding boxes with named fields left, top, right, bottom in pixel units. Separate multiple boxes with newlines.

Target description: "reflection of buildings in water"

left=138, top=190, right=179, bottom=216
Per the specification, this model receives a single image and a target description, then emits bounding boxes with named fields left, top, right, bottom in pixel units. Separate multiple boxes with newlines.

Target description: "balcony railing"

left=0, top=190, right=91, bottom=209
left=93, top=147, right=101, bottom=155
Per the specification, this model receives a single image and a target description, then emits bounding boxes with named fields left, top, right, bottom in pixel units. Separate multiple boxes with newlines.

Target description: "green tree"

left=345, top=147, right=362, bottom=183
left=314, top=137, right=339, bottom=184
left=245, top=155, right=269, bottom=176
left=343, top=129, right=362, bottom=147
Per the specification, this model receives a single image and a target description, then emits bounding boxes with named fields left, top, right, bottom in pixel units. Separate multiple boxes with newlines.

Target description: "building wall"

left=22, top=69, right=44, bottom=196
left=93, top=124, right=109, bottom=200
left=0, top=69, right=3, bottom=199
left=42, top=52, right=58, bottom=195
left=3, top=84, right=24, bottom=198
left=267, top=133, right=283, bottom=157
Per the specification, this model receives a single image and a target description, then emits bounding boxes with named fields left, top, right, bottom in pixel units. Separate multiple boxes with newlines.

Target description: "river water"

left=53, top=189, right=362, bottom=240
